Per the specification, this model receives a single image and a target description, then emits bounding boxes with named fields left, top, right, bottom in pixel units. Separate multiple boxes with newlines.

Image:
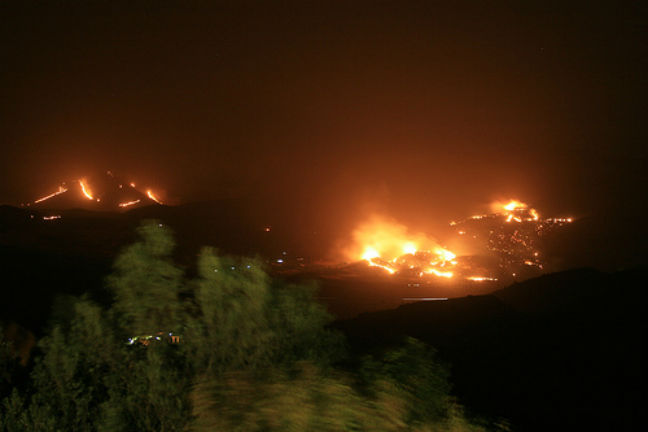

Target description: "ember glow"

left=118, top=199, right=141, bottom=208
left=146, top=189, right=162, bottom=204
left=451, top=198, right=574, bottom=276
left=34, top=185, right=68, bottom=204
left=466, top=276, right=498, bottom=282
left=79, top=179, right=94, bottom=200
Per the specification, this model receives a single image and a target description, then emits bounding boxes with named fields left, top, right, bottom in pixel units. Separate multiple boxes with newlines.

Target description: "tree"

left=107, top=221, right=184, bottom=336
left=185, top=247, right=343, bottom=375
left=184, top=248, right=273, bottom=374
left=1, top=221, right=494, bottom=432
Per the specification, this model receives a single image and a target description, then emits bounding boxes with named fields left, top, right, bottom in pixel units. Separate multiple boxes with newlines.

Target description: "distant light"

left=79, top=179, right=94, bottom=200
left=467, top=276, right=498, bottom=282
left=119, top=199, right=141, bottom=208
left=264, top=227, right=271, bottom=232
left=277, top=259, right=284, bottom=263
left=402, top=297, right=448, bottom=301
left=147, top=190, right=163, bottom=204
left=34, top=185, right=68, bottom=204
left=231, top=266, right=235, bottom=270
left=282, top=251, right=287, bottom=255
left=246, top=265, right=251, bottom=269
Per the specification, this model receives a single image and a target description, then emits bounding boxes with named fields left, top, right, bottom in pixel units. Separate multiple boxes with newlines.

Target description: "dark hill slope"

left=336, top=268, right=647, bottom=431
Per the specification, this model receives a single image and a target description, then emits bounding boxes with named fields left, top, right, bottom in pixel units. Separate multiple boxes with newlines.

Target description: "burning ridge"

left=25, top=171, right=164, bottom=211
left=351, top=200, right=573, bottom=282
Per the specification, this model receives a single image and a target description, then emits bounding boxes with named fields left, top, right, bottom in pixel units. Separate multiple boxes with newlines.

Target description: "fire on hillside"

left=25, top=171, right=164, bottom=210
left=346, top=200, right=573, bottom=282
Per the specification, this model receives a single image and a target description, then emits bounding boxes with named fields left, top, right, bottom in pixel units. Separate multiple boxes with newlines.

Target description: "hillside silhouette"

left=336, top=268, right=647, bottom=431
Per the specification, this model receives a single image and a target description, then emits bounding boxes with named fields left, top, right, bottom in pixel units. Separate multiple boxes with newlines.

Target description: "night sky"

left=1, top=1, right=646, bottom=232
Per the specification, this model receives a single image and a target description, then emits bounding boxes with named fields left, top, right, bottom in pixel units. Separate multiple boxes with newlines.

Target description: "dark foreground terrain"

left=1, top=204, right=646, bottom=430
left=337, top=268, right=647, bottom=431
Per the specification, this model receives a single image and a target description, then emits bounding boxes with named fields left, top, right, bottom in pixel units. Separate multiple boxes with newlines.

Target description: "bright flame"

left=362, top=247, right=380, bottom=261
left=503, top=200, right=527, bottom=211
left=118, top=199, right=141, bottom=208
left=367, top=259, right=396, bottom=274
left=403, top=243, right=417, bottom=255
left=467, top=276, right=498, bottom=282
left=424, top=268, right=453, bottom=278
left=147, top=190, right=162, bottom=204
left=347, top=216, right=457, bottom=278
left=434, top=247, right=456, bottom=262
left=529, top=208, right=539, bottom=221
left=34, top=186, right=68, bottom=204
left=79, top=179, right=94, bottom=200
left=492, top=199, right=540, bottom=223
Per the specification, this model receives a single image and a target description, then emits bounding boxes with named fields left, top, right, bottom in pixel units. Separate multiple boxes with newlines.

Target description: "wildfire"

left=79, top=179, right=94, bottom=200
left=488, top=199, right=544, bottom=223
left=344, top=197, right=575, bottom=283
left=34, top=185, right=68, bottom=204
left=348, top=216, right=458, bottom=279
left=450, top=198, right=574, bottom=276
left=502, top=200, right=527, bottom=212
left=466, top=276, right=498, bottom=282
left=118, top=199, right=141, bottom=208
left=146, top=189, right=163, bottom=204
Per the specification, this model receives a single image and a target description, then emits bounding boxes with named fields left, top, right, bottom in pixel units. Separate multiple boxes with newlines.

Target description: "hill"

left=336, top=268, right=647, bottom=431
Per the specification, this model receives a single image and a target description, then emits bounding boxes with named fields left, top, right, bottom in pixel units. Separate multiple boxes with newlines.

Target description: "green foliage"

left=13, top=299, right=120, bottom=431
left=360, top=338, right=453, bottom=426
left=98, top=345, right=190, bottom=432
left=107, top=221, right=184, bottom=335
left=189, top=363, right=407, bottom=432
left=185, top=248, right=343, bottom=375
left=184, top=248, right=273, bottom=373
left=189, top=361, right=488, bottom=432
left=0, top=327, right=17, bottom=399
left=0, top=220, right=492, bottom=432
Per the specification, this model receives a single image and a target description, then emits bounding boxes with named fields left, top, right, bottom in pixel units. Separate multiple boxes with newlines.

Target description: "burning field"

left=18, top=176, right=575, bottom=295
left=343, top=200, right=574, bottom=284
left=25, top=171, right=164, bottom=212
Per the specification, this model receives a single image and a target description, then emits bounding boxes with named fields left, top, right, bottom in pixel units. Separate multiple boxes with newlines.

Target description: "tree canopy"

left=0, top=221, right=494, bottom=431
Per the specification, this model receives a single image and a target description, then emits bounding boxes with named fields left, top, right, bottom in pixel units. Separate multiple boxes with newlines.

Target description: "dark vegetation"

left=1, top=205, right=646, bottom=430
left=337, top=269, right=647, bottom=431
left=0, top=221, right=491, bottom=431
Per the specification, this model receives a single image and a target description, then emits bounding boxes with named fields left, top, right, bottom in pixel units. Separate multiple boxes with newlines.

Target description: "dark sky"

left=1, top=1, right=646, bottom=231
